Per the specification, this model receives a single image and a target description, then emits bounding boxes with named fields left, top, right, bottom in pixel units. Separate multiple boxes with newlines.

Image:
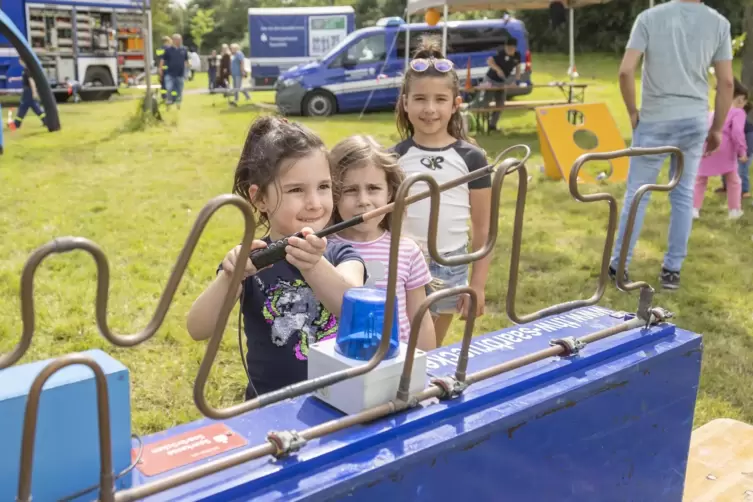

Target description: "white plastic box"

left=307, top=338, right=427, bottom=415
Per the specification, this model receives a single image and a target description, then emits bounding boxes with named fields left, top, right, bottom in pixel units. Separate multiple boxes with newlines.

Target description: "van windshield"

left=320, top=30, right=363, bottom=62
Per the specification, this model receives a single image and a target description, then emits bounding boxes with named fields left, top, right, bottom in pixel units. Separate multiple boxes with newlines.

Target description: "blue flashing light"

left=376, top=17, right=405, bottom=27
left=335, top=288, right=400, bottom=361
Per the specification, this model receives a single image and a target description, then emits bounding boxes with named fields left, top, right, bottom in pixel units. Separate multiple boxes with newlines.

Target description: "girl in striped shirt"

left=330, top=135, right=436, bottom=351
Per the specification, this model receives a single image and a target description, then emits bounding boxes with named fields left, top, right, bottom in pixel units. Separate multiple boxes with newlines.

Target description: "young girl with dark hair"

left=187, top=115, right=366, bottom=399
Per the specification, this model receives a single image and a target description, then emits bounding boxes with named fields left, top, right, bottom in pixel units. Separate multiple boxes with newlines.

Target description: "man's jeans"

left=609, top=116, right=707, bottom=274
left=232, top=74, right=250, bottom=102
left=208, top=67, right=216, bottom=90
left=481, top=75, right=515, bottom=129
left=164, top=74, right=185, bottom=104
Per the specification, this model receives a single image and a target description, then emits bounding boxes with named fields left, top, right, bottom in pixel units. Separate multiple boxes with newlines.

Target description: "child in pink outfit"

left=694, top=79, right=749, bottom=220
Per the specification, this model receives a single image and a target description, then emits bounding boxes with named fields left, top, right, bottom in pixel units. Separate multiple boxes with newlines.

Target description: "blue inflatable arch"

left=0, top=10, right=60, bottom=132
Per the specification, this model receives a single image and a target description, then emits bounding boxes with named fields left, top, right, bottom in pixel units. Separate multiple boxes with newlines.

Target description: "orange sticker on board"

left=133, top=423, right=248, bottom=477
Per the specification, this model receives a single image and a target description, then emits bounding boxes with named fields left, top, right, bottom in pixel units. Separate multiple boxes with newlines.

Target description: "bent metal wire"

left=2, top=145, right=683, bottom=502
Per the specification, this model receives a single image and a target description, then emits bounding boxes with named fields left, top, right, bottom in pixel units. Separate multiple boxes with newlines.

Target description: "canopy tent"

left=404, top=0, right=647, bottom=80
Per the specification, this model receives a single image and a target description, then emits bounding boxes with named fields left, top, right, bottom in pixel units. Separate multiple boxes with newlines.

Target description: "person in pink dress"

left=693, top=79, right=749, bottom=220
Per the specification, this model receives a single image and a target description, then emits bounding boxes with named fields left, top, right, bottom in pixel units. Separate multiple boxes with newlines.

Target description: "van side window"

left=397, top=29, right=441, bottom=59
left=450, top=27, right=514, bottom=53
left=331, top=34, right=386, bottom=68
left=397, top=26, right=516, bottom=57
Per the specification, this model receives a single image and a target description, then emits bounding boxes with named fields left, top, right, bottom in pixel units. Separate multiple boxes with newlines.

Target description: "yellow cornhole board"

left=535, top=102, right=629, bottom=184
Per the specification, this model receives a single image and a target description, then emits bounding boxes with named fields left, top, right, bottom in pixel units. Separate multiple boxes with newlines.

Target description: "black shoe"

left=659, top=267, right=680, bottom=290
left=608, top=265, right=629, bottom=283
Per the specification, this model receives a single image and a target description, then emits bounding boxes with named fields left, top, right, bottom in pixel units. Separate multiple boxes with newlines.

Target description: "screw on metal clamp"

left=430, top=376, right=468, bottom=400
left=267, top=430, right=307, bottom=458
left=549, top=336, right=585, bottom=357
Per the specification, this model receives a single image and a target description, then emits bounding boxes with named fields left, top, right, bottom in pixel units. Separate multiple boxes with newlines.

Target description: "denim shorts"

left=424, top=244, right=470, bottom=315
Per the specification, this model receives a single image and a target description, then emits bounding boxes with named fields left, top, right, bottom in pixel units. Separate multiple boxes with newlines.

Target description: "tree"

left=190, top=8, right=216, bottom=52
left=150, top=0, right=176, bottom=47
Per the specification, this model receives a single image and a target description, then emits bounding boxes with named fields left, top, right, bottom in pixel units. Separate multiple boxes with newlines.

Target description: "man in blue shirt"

left=230, top=43, right=250, bottom=106
left=610, top=0, right=734, bottom=291
left=160, top=34, right=188, bottom=108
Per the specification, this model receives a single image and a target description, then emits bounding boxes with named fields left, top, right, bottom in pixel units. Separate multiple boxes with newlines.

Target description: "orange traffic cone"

left=7, top=110, right=16, bottom=131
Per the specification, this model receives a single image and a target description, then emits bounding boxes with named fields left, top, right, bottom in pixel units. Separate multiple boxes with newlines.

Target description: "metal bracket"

left=549, top=336, right=586, bottom=357
left=266, top=430, right=307, bottom=459
left=649, top=307, right=674, bottom=324
left=637, top=286, right=655, bottom=326
left=430, top=376, right=468, bottom=400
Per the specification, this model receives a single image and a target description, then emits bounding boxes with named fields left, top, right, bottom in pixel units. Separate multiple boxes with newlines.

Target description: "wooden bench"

left=464, top=99, right=571, bottom=135
left=468, top=99, right=570, bottom=112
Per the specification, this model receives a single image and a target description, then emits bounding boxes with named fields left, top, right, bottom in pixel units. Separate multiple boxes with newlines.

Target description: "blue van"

left=274, top=16, right=532, bottom=117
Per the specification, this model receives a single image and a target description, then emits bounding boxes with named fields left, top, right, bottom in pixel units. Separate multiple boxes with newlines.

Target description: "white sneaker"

left=692, top=208, right=700, bottom=219
left=729, top=209, right=744, bottom=220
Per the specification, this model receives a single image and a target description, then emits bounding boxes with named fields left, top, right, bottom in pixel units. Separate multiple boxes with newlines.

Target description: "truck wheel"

left=303, top=91, right=335, bottom=117
left=80, top=67, right=115, bottom=102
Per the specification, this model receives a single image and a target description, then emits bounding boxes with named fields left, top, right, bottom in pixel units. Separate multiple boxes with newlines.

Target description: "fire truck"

left=0, top=0, right=151, bottom=102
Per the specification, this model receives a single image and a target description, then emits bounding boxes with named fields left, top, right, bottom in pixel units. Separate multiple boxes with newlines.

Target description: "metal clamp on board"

left=430, top=376, right=468, bottom=400
left=267, top=430, right=307, bottom=459
left=549, top=336, right=585, bottom=357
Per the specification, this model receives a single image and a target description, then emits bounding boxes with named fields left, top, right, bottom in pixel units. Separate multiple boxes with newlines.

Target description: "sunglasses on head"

left=409, top=58, right=454, bottom=73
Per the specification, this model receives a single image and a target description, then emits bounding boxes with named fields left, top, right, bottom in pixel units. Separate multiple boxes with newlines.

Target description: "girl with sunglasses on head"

left=391, top=36, right=493, bottom=348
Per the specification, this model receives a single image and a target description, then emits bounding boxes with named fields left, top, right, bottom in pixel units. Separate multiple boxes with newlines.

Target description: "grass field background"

left=0, top=53, right=751, bottom=434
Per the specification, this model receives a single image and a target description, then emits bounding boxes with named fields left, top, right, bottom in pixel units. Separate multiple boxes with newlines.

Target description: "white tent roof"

left=406, top=0, right=612, bottom=15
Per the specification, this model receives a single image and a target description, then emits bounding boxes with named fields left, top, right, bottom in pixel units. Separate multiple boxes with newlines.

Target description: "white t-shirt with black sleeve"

left=390, top=138, right=490, bottom=255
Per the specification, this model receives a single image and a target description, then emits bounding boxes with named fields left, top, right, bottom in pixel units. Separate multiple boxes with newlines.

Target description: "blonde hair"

left=330, top=135, right=405, bottom=232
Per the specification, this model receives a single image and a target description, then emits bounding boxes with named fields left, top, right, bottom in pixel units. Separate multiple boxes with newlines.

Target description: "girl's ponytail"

left=412, top=36, right=445, bottom=60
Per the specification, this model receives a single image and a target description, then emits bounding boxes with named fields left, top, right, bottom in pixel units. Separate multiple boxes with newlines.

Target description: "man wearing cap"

left=483, top=38, right=521, bottom=132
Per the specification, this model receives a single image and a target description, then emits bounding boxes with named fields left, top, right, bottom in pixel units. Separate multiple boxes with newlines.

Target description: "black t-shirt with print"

left=486, top=50, right=521, bottom=82
left=219, top=237, right=365, bottom=399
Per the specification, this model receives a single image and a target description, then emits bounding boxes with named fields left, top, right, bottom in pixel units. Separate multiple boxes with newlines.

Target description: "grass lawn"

left=0, top=53, right=751, bottom=435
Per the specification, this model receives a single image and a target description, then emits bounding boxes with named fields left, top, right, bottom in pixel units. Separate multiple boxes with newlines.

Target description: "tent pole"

left=568, top=6, right=575, bottom=80
left=405, top=12, right=411, bottom=72
left=442, top=3, right=448, bottom=55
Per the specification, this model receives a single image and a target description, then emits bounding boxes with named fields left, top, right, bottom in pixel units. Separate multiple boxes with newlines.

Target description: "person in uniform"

left=11, top=59, right=46, bottom=130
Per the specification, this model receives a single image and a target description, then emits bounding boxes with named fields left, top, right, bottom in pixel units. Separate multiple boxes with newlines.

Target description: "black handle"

left=249, top=232, right=304, bottom=270
left=248, top=215, right=364, bottom=270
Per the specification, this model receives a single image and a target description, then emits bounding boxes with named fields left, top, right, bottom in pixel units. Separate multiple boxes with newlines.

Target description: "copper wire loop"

left=3, top=145, right=682, bottom=501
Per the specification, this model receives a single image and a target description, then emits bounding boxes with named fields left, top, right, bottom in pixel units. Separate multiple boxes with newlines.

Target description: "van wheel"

left=303, top=91, right=335, bottom=117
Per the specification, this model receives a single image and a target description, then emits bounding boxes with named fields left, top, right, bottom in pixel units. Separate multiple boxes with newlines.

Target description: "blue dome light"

left=335, top=288, right=400, bottom=361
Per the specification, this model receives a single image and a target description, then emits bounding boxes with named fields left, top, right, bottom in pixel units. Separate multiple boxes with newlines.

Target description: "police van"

left=274, top=16, right=532, bottom=117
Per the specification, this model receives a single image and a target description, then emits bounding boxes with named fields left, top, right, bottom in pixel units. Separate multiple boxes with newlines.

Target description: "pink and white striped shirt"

left=330, top=231, right=432, bottom=342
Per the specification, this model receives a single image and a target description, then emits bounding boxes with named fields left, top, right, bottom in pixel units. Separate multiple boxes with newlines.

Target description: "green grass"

left=0, top=53, right=751, bottom=435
